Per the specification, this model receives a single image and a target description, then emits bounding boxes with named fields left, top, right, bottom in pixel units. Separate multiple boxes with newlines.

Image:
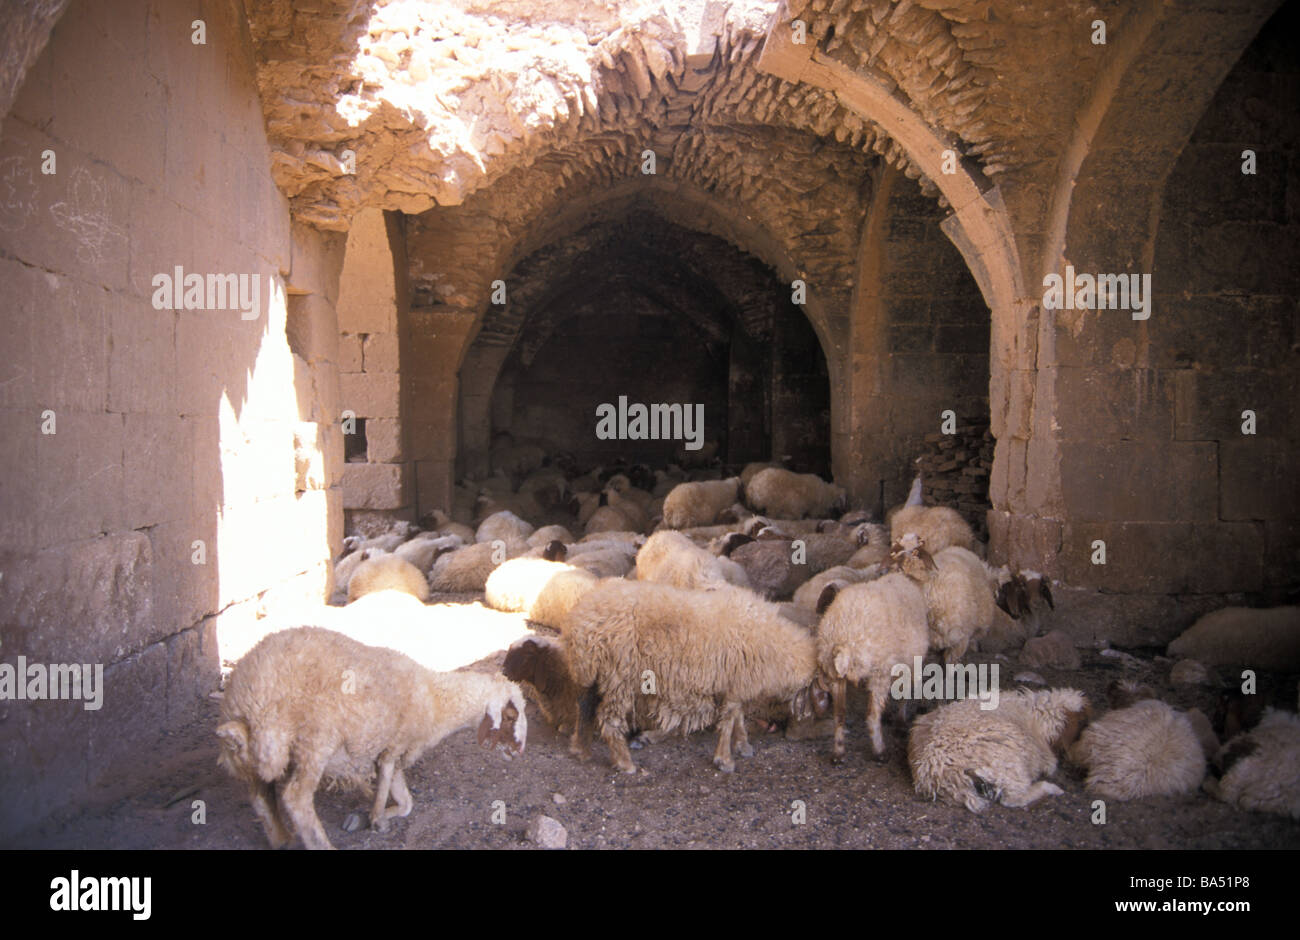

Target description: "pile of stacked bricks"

left=915, top=417, right=993, bottom=540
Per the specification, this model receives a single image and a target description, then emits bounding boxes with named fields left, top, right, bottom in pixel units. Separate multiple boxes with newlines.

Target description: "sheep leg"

left=733, top=712, right=754, bottom=759
left=370, top=752, right=398, bottom=832
left=830, top=677, right=848, bottom=764
left=388, top=767, right=414, bottom=818
left=601, top=724, right=637, bottom=774
left=568, top=686, right=597, bottom=762
left=712, top=702, right=742, bottom=773
left=866, top=676, right=889, bottom=758
left=280, top=756, right=333, bottom=851
left=999, top=780, right=1064, bottom=809
left=248, top=779, right=291, bottom=849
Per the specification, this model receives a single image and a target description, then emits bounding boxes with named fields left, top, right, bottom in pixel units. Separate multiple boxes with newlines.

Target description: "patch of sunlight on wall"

left=215, top=272, right=333, bottom=670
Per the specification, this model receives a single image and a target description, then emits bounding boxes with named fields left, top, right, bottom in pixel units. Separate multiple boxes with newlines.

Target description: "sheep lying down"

left=217, top=627, right=526, bottom=850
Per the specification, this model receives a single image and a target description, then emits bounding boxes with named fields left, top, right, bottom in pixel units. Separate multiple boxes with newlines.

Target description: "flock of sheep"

left=216, top=453, right=1300, bottom=849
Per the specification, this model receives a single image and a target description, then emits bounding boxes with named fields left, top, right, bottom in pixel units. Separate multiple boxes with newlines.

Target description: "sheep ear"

left=816, top=583, right=840, bottom=616
left=476, top=713, right=496, bottom=748
left=919, top=548, right=937, bottom=571
left=996, top=581, right=1021, bottom=619
left=1037, top=577, right=1055, bottom=610
left=832, top=647, right=851, bottom=677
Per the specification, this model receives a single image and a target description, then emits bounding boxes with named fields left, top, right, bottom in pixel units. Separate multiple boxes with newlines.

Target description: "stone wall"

left=0, top=0, right=342, bottom=839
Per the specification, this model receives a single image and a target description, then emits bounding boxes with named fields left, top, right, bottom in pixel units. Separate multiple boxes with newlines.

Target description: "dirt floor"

left=11, top=594, right=1300, bottom=851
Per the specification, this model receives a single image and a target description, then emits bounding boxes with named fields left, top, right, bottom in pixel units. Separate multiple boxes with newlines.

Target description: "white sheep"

left=527, top=524, right=575, bottom=548
left=1067, top=699, right=1206, bottom=801
left=1208, top=709, right=1300, bottom=819
left=334, top=547, right=386, bottom=599
left=890, top=504, right=974, bottom=554
left=816, top=574, right=930, bottom=759
left=347, top=554, right=431, bottom=604
left=563, top=580, right=825, bottom=773
left=476, top=510, right=535, bottom=545
left=484, top=557, right=599, bottom=629
left=892, top=535, right=995, bottom=664
left=216, top=627, right=526, bottom=850
left=635, top=530, right=751, bottom=591
left=745, top=468, right=846, bottom=521
left=908, top=688, right=1090, bottom=813
left=393, top=533, right=462, bottom=573
left=421, top=509, right=476, bottom=543
left=661, top=477, right=744, bottom=529
left=1167, top=606, right=1300, bottom=671
left=427, top=538, right=527, bottom=592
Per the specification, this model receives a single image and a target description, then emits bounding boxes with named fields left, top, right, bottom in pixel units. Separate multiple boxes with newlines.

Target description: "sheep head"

left=890, top=534, right=936, bottom=581
left=477, top=691, right=528, bottom=756
left=792, top=683, right=833, bottom=721
left=718, top=532, right=755, bottom=557
left=216, top=719, right=252, bottom=779
left=542, top=539, right=567, bottom=562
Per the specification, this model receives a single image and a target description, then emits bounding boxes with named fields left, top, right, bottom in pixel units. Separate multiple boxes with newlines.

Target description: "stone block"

left=1060, top=521, right=1263, bottom=594
left=338, top=334, right=363, bottom=372
left=146, top=516, right=220, bottom=639
left=108, top=294, right=177, bottom=415
left=1059, top=441, right=1217, bottom=523
left=2, top=128, right=132, bottom=291
left=123, top=412, right=191, bottom=529
left=1054, top=366, right=1173, bottom=443
left=0, top=532, right=153, bottom=665
left=363, top=332, right=400, bottom=373
left=36, top=411, right=126, bottom=547
left=1220, top=438, right=1298, bottom=521
left=342, top=461, right=406, bottom=510
left=1045, top=585, right=1244, bottom=649
left=365, top=417, right=403, bottom=463
left=0, top=408, right=39, bottom=552
left=1173, top=369, right=1288, bottom=441
left=339, top=372, right=399, bottom=418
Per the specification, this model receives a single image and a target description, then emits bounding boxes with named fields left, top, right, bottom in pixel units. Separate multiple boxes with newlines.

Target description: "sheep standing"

left=563, top=580, right=823, bottom=773
left=745, top=468, right=846, bottom=520
left=661, top=477, right=743, bottom=529
left=216, top=627, right=526, bottom=850
left=816, top=574, right=930, bottom=759
left=908, top=688, right=1090, bottom=813
left=1068, top=699, right=1206, bottom=800
left=1208, top=709, right=1300, bottom=819
left=892, top=535, right=995, bottom=664
left=347, top=554, right=431, bottom=603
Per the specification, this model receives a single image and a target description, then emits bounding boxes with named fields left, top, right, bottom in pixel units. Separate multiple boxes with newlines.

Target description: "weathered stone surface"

left=340, top=372, right=400, bottom=419
left=0, top=533, right=153, bottom=665
left=342, top=462, right=406, bottom=510
left=363, top=333, right=400, bottom=374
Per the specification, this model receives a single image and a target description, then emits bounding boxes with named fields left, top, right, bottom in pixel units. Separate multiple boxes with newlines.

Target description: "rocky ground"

left=10, top=598, right=1300, bottom=851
